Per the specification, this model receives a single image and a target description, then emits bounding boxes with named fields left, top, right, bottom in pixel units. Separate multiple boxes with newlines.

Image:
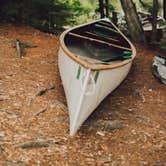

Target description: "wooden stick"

left=69, top=32, right=132, bottom=51
left=96, top=22, right=118, bottom=32
left=95, top=24, right=119, bottom=35
left=85, top=31, right=119, bottom=42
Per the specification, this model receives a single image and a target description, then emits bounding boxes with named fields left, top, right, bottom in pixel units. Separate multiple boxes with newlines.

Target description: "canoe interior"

left=64, top=20, right=132, bottom=63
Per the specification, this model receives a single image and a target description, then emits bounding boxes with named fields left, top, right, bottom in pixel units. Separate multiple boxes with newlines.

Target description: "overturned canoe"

left=58, top=18, right=136, bottom=136
left=138, top=11, right=166, bottom=31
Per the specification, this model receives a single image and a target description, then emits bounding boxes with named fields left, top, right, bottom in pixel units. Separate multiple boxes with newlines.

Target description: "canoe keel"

left=58, top=47, right=132, bottom=136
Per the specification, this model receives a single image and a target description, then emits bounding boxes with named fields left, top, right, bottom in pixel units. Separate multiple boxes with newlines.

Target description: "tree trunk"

left=164, top=0, right=166, bottom=19
left=120, top=0, right=146, bottom=43
left=105, top=0, right=109, bottom=17
left=112, top=11, right=118, bottom=25
left=151, top=0, right=158, bottom=43
left=98, top=0, right=105, bottom=18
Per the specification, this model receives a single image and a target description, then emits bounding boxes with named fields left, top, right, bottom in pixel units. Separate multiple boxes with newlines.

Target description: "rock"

left=104, top=120, right=123, bottom=131
left=152, top=55, right=166, bottom=84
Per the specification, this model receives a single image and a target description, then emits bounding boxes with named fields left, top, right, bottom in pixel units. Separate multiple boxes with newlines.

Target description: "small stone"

left=104, top=120, right=123, bottom=131
left=148, top=89, right=153, bottom=92
left=0, top=131, right=5, bottom=137
left=128, top=108, right=134, bottom=112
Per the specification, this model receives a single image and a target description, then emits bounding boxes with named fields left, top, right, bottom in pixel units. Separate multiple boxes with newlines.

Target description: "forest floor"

left=0, top=23, right=165, bottom=166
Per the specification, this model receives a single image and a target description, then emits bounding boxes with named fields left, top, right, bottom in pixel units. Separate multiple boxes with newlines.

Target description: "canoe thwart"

left=68, top=32, right=132, bottom=51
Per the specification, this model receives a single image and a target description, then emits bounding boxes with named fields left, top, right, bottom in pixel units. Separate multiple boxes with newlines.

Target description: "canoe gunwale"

left=59, top=18, right=136, bottom=71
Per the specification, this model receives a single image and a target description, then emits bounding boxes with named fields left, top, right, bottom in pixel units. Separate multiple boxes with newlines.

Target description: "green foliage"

left=138, top=0, right=162, bottom=14
left=0, top=0, right=86, bottom=31
left=138, top=0, right=153, bottom=13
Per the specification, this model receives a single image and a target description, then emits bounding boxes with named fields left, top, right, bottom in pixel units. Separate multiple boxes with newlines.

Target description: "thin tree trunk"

left=112, top=11, right=118, bottom=25
left=164, top=0, right=166, bottom=19
left=105, top=0, right=109, bottom=17
left=120, top=0, right=146, bottom=43
left=99, top=0, right=105, bottom=18
left=151, top=0, right=158, bottom=43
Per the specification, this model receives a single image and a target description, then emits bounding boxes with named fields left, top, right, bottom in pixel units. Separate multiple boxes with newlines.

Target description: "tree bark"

left=151, top=0, right=158, bottom=43
left=120, top=0, right=146, bottom=43
left=164, top=0, right=166, bottom=20
left=105, top=0, right=109, bottom=17
left=112, top=11, right=118, bottom=25
left=98, top=0, right=105, bottom=18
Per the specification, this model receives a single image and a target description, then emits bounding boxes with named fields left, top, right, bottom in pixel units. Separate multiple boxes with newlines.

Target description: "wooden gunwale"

left=59, top=19, right=136, bottom=71
left=68, top=32, right=132, bottom=51
left=96, top=21, right=119, bottom=31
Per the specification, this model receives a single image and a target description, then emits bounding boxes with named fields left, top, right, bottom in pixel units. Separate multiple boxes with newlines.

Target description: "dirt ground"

left=0, top=23, right=165, bottom=166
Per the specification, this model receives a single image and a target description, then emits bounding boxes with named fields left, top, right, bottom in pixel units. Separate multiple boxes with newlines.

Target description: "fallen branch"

left=14, top=39, right=37, bottom=58
left=36, top=86, right=55, bottom=96
left=16, top=39, right=24, bottom=58
left=14, top=141, right=50, bottom=149
left=19, top=40, right=38, bottom=48
left=14, top=139, right=61, bottom=149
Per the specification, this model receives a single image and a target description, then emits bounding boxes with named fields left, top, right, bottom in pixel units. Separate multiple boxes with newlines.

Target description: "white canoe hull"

left=58, top=18, right=136, bottom=136
left=58, top=47, right=132, bottom=136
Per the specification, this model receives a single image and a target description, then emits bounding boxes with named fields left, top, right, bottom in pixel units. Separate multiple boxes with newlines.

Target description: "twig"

left=36, top=86, right=55, bottom=96
left=0, top=109, right=17, bottom=115
left=16, top=39, right=22, bottom=57
left=51, top=100, right=68, bottom=112
left=33, top=108, right=47, bottom=116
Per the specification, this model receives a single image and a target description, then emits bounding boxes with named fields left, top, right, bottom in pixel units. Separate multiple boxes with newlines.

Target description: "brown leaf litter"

left=0, top=23, right=165, bottom=165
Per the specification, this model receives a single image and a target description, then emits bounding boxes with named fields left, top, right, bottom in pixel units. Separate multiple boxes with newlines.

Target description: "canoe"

left=58, top=18, right=136, bottom=136
left=138, top=11, right=166, bottom=31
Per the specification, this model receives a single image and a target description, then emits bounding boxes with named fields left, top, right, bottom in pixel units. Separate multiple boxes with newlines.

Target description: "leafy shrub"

left=0, top=0, right=86, bottom=31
